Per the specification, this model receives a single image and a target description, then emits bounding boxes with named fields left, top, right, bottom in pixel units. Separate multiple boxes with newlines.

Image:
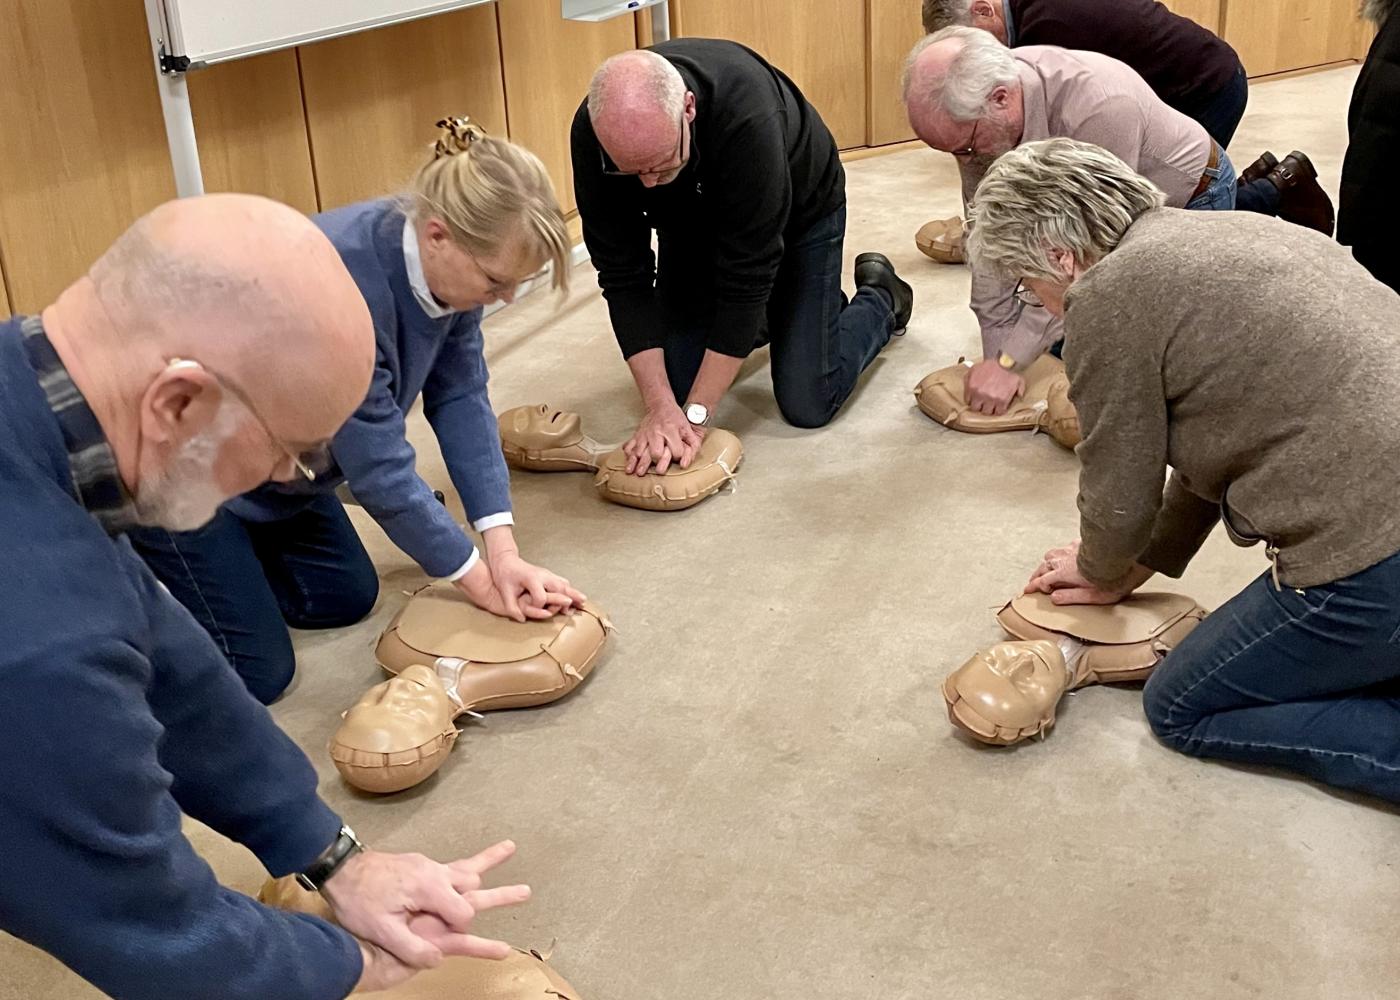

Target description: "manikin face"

left=952, top=640, right=1067, bottom=726
left=343, top=665, right=458, bottom=745
left=507, top=404, right=583, bottom=448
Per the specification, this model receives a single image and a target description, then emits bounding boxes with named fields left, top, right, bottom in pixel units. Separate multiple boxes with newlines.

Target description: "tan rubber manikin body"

left=915, top=216, right=966, bottom=264
left=913, top=355, right=1080, bottom=449
left=257, top=876, right=584, bottom=999
left=943, top=591, right=1209, bottom=746
left=330, top=584, right=611, bottom=792
left=498, top=404, right=742, bottom=511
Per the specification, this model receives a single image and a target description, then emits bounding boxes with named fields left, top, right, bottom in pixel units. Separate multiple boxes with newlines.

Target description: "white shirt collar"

left=402, top=218, right=454, bottom=319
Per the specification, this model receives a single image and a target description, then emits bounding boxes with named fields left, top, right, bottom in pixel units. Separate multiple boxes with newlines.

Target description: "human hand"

left=454, top=561, right=534, bottom=622
left=325, top=841, right=529, bottom=991
left=965, top=359, right=1026, bottom=416
left=623, top=402, right=703, bottom=476
left=1023, top=540, right=1154, bottom=605
left=489, top=549, right=586, bottom=621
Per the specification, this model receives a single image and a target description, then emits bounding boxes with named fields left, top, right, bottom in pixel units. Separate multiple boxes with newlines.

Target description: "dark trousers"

left=129, top=493, right=379, bottom=704
left=1179, top=67, right=1281, bottom=217
left=657, top=203, right=895, bottom=429
left=1143, top=548, right=1400, bottom=804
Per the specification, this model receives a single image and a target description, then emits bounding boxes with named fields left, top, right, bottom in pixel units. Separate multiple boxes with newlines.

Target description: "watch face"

left=685, top=403, right=708, bottom=425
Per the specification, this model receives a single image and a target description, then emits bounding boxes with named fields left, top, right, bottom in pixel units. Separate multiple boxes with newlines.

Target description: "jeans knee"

left=775, top=389, right=836, bottom=430
left=286, top=568, right=379, bottom=629
left=235, top=637, right=297, bottom=706
left=1142, top=671, right=1192, bottom=748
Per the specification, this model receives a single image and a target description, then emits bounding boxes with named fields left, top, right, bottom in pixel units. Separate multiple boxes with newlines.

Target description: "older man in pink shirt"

left=903, top=26, right=1333, bottom=414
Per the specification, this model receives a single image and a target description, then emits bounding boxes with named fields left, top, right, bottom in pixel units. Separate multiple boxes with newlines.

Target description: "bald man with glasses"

left=571, top=39, right=915, bottom=472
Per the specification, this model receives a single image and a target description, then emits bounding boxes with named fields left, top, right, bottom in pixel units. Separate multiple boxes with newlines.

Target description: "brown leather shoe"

left=1266, top=151, right=1335, bottom=237
left=1238, top=151, right=1278, bottom=187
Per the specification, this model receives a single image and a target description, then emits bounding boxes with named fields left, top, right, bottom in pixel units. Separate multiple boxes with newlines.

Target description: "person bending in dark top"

left=571, top=39, right=914, bottom=476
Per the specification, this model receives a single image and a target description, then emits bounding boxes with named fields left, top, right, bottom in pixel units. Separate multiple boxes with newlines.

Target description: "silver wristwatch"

left=684, top=402, right=711, bottom=427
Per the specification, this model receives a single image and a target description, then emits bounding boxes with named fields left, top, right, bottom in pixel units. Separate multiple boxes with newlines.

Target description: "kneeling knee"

left=236, top=643, right=297, bottom=706
left=1142, top=674, right=1192, bottom=747
left=775, top=394, right=836, bottom=430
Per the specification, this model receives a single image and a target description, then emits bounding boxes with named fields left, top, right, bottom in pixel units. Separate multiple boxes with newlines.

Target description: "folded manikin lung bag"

left=498, top=404, right=742, bottom=511
left=942, top=591, right=1208, bottom=745
left=329, top=583, right=611, bottom=793
left=257, top=876, right=585, bottom=999
left=914, top=356, right=1080, bottom=448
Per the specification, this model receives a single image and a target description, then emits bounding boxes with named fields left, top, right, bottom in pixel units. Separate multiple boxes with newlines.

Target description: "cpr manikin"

left=943, top=590, right=1208, bottom=745
left=331, top=585, right=612, bottom=792
left=257, top=876, right=585, bottom=999
left=914, top=216, right=966, bottom=265
left=914, top=356, right=1080, bottom=449
left=498, top=404, right=743, bottom=511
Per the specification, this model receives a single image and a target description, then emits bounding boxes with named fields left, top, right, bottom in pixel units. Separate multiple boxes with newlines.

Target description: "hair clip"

left=434, top=116, right=487, bottom=158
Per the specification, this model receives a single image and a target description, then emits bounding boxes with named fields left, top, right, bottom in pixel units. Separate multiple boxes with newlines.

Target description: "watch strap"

left=295, top=825, right=364, bottom=892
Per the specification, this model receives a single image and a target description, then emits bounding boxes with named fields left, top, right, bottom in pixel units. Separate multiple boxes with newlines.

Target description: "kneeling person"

left=572, top=40, right=913, bottom=474
left=133, top=119, right=584, bottom=704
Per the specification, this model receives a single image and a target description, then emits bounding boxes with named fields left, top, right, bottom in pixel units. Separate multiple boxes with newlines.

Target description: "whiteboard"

left=157, top=0, right=494, bottom=67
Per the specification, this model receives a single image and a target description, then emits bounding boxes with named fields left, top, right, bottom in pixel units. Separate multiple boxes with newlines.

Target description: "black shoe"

left=1238, top=151, right=1278, bottom=187
left=854, top=252, right=913, bottom=332
left=1267, top=151, right=1335, bottom=237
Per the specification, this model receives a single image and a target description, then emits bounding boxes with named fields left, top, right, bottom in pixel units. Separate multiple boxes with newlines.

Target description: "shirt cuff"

left=445, top=549, right=480, bottom=582
left=472, top=512, right=515, bottom=533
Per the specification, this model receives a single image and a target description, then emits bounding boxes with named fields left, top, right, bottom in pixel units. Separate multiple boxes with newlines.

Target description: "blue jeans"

left=1183, top=144, right=1239, bottom=211
left=128, top=493, right=379, bottom=704
left=1144, top=548, right=1400, bottom=804
left=657, top=203, right=896, bottom=429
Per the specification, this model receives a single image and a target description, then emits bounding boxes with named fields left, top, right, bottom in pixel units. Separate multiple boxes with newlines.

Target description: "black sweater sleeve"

left=702, top=112, right=793, bottom=357
left=571, top=105, right=664, bottom=359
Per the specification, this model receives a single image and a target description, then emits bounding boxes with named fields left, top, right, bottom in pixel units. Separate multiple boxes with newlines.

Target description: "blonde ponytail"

left=410, top=116, right=571, bottom=294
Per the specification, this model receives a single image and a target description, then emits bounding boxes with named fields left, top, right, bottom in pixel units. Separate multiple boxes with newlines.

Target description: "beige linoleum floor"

left=7, top=63, right=1399, bottom=1000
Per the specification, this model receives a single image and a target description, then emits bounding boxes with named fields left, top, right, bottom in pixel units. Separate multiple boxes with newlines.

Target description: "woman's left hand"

left=1024, top=539, right=1153, bottom=606
left=489, top=550, right=586, bottom=621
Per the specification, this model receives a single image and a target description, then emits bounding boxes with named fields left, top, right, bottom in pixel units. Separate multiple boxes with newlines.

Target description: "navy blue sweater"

left=0, top=319, right=361, bottom=999
left=229, top=199, right=513, bottom=578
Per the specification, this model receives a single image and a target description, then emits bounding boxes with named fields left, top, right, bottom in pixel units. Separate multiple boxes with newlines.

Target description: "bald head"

left=587, top=50, right=692, bottom=182
left=904, top=27, right=1023, bottom=160
left=43, top=194, right=375, bottom=528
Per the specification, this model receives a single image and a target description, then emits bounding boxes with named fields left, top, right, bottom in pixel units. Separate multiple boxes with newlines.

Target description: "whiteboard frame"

left=158, top=0, right=494, bottom=68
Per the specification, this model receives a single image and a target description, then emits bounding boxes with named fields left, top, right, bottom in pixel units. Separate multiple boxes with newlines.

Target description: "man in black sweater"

left=1338, top=0, right=1400, bottom=292
left=571, top=39, right=913, bottom=475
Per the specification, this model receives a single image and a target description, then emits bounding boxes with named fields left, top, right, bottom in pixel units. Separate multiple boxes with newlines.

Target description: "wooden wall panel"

left=497, top=0, right=638, bottom=216
left=187, top=51, right=319, bottom=213
left=298, top=5, right=508, bottom=211
left=0, top=0, right=176, bottom=312
left=867, top=0, right=927, bottom=146
left=1160, top=0, right=1222, bottom=33
left=670, top=0, right=870, bottom=150
left=1225, top=0, right=1367, bottom=76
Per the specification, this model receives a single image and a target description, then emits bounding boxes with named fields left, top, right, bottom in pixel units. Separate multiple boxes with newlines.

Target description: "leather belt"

left=1190, top=143, right=1221, bottom=202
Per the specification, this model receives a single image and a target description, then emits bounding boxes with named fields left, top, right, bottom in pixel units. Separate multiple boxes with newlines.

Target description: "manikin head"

left=947, top=640, right=1068, bottom=736
left=42, top=194, right=375, bottom=533
left=411, top=116, right=571, bottom=311
left=505, top=404, right=585, bottom=449
left=965, top=138, right=1167, bottom=318
left=903, top=26, right=1025, bottom=174
left=922, top=0, right=1010, bottom=44
left=587, top=50, right=697, bottom=189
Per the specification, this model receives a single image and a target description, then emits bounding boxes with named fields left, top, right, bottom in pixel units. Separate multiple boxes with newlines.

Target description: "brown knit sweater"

left=1063, top=208, right=1400, bottom=589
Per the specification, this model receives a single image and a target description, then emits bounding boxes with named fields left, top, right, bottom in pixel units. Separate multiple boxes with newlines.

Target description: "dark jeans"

left=658, top=203, right=895, bottom=429
left=129, top=493, right=379, bottom=704
left=1185, top=65, right=1249, bottom=147
left=1144, top=548, right=1400, bottom=804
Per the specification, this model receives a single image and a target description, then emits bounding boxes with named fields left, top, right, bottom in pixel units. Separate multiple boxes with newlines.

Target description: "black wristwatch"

left=295, top=825, right=365, bottom=892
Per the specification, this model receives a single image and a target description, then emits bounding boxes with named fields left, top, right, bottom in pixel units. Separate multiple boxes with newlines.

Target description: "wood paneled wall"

left=299, top=6, right=508, bottom=210
left=867, top=0, right=927, bottom=147
left=1224, top=0, right=1369, bottom=77
left=1161, top=0, right=1223, bottom=33
left=669, top=0, right=870, bottom=149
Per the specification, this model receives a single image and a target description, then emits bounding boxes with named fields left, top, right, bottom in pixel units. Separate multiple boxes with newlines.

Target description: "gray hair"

left=1361, top=0, right=1396, bottom=23
left=922, top=0, right=977, bottom=32
left=903, top=26, right=1020, bottom=121
left=965, top=138, right=1167, bottom=282
left=587, top=50, right=686, bottom=122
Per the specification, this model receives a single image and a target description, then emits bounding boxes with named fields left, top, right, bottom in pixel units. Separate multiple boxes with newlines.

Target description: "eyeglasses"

left=466, top=248, right=549, bottom=297
left=166, top=358, right=334, bottom=482
left=599, top=108, right=693, bottom=178
left=950, top=121, right=980, bottom=158
left=1012, top=279, right=1044, bottom=308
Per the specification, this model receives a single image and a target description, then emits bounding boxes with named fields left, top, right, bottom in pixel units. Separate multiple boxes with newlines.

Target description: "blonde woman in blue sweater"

left=133, top=118, right=584, bottom=703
